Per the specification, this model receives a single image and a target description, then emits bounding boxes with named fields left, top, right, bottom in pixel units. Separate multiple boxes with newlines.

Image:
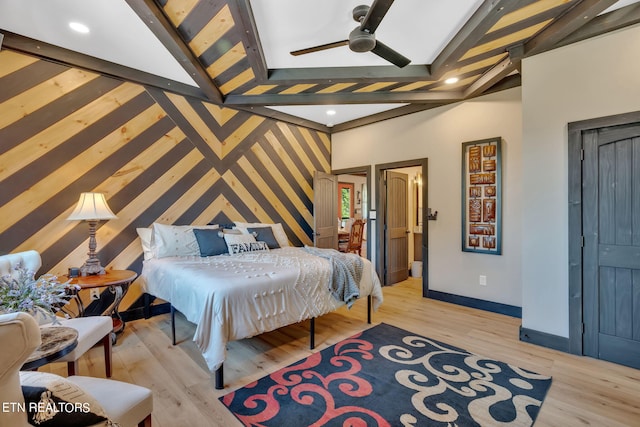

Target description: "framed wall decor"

left=461, top=137, right=502, bottom=254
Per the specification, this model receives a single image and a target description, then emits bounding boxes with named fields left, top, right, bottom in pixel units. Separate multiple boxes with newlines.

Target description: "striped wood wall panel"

left=0, top=50, right=330, bottom=312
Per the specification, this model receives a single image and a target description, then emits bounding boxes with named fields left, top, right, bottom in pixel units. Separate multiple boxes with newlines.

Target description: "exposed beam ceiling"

left=0, top=0, right=638, bottom=132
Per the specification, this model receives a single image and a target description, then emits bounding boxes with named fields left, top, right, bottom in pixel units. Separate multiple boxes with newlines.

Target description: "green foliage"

left=341, top=188, right=350, bottom=218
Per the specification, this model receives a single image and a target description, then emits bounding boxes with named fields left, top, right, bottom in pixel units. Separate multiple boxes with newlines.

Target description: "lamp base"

left=79, top=257, right=105, bottom=276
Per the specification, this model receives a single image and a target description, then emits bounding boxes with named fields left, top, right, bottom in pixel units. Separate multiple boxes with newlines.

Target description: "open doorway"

left=375, top=159, right=428, bottom=294
left=338, top=182, right=355, bottom=220
left=332, top=166, right=371, bottom=260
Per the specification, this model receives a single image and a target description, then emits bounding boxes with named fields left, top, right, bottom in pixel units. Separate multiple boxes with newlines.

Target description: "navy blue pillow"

left=22, top=385, right=107, bottom=427
left=193, top=228, right=228, bottom=256
left=248, top=226, right=280, bottom=249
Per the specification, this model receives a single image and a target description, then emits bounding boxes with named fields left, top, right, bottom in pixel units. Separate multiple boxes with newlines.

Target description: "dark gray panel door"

left=583, top=125, right=640, bottom=369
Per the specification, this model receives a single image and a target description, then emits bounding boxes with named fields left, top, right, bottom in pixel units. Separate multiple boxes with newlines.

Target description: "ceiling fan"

left=290, top=0, right=411, bottom=68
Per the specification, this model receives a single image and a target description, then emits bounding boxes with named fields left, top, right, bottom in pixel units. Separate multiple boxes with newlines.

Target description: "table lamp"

left=67, top=192, right=117, bottom=276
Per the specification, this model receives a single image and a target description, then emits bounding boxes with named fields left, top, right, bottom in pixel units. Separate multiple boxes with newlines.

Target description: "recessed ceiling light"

left=69, top=22, right=90, bottom=34
left=326, top=109, right=336, bottom=116
left=445, top=77, right=459, bottom=85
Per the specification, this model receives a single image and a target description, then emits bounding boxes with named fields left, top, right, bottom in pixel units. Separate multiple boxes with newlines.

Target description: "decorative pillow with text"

left=227, top=241, right=270, bottom=255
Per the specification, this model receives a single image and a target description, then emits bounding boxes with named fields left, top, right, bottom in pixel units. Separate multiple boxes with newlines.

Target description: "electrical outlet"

left=90, top=288, right=100, bottom=300
left=479, top=275, right=487, bottom=286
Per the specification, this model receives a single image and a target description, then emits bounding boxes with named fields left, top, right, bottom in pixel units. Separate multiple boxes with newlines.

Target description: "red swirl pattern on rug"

left=221, top=323, right=552, bottom=427
left=221, top=332, right=390, bottom=426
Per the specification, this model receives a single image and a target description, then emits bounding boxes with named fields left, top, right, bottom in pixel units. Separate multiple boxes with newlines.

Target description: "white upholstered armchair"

left=0, top=312, right=153, bottom=427
left=0, top=250, right=113, bottom=377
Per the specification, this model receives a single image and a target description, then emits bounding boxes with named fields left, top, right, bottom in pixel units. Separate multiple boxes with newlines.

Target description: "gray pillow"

left=193, top=229, right=228, bottom=257
left=248, top=226, right=280, bottom=249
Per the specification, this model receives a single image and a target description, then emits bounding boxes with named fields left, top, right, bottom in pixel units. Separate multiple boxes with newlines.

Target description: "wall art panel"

left=461, top=137, right=502, bottom=255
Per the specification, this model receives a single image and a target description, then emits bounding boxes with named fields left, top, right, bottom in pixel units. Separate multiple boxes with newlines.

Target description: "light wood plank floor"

left=42, top=278, right=640, bottom=426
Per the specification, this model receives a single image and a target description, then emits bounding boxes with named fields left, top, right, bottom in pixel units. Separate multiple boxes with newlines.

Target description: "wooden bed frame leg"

left=171, top=305, right=176, bottom=346
left=215, top=364, right=224, bottom=390
left=367, top=295, right=372, bottom=324
left=310, top=317, right=315, bottom=349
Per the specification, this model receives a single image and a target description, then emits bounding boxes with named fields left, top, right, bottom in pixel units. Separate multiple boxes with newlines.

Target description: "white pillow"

left=223, top=233, right=266, bottom=254
left=136, top=228, right=154, bottom=260
left=234, top=222, right=289, bottom=247
left=151, top=223, right=219, bottom=258
left=223, top=232, right=256, bottom=246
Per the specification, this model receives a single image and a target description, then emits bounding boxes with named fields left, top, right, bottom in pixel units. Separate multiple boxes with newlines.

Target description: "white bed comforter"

left=140, top=247, right=383, bottom=371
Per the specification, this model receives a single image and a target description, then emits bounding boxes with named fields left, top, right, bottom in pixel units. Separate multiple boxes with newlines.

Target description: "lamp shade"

left=67, top=192, right=117, bottom=221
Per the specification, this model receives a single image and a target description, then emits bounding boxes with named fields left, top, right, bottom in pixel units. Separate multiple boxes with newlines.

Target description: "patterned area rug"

left=220, top=323, right=552, bottom=426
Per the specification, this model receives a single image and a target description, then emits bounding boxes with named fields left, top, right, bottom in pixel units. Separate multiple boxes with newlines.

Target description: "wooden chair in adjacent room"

left=338, top=219, right=364, bottom=255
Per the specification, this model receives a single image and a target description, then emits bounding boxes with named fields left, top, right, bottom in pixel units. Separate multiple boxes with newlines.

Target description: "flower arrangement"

left=0, top=264, right=78, bottom=323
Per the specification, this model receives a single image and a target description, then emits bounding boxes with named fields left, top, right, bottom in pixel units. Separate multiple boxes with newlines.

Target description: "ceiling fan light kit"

left=290, top=0, right=410, bottom=68
left=349, top=28, right=376, bottom=52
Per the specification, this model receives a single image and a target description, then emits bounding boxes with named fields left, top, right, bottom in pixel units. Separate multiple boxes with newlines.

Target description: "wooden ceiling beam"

left=267, top=64, right=431, bottom=84
left=331, top=104, right=454, bottom=132
left=0, top=31, right=207, bottom=100
left=125, top=0, right=223, bottom=104
left=224, top=90, right=464, bottom=107
left=333, top=74, right=522, bottom=133
left=228, top=0, right=269, bottom=82
left=430, top=0, right=536, bottom=79
left=552, top=2, right=640, bottom=50
left=463, top=44, right=522, bottom=98
left=235, top=106, right=331, bottom=132
left=524, top=0, right=618, bottom=57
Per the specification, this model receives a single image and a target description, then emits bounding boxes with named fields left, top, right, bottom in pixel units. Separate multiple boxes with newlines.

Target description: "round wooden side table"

left=66, top=270, right=138, bottom=344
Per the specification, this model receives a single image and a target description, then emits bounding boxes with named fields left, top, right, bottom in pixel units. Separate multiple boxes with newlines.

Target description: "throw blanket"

left=303, top=246, right=363, bottom=308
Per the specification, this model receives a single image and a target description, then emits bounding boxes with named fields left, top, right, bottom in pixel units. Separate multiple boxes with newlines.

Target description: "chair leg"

left=67, top=360, right=78, bottom=377
left=102, top=333, right=112, bottom=378
left=138, top=414, right=152, bottom=427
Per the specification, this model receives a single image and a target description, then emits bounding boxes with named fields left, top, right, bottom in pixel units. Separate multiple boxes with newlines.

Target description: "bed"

left=138, top=222, right=383, bottom=388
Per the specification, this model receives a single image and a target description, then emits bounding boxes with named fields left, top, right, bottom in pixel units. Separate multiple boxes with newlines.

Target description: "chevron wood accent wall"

left=0, top=49, right=330, bottom=312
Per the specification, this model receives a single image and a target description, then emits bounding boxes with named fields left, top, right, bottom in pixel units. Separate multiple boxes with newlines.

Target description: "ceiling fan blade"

left=371, top=40, right=411, bottom=68
left=290, top=40, right=349, bottom=56
left=360, top=0, right=395, bottom=34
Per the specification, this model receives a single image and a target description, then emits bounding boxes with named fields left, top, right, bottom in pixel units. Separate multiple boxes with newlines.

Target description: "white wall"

left=331, top=24, right=640, bottom=337
left=521, top=25, right=640, bottom=337
left=332, top=88, right=523, bottom=307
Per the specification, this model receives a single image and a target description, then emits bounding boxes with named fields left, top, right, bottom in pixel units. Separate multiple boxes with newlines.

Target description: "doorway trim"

left=332, top=165, right=372, bottom=260
left=567, top=109, right=640, bottom=356
left=375, top=158, right=428, bottom=295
